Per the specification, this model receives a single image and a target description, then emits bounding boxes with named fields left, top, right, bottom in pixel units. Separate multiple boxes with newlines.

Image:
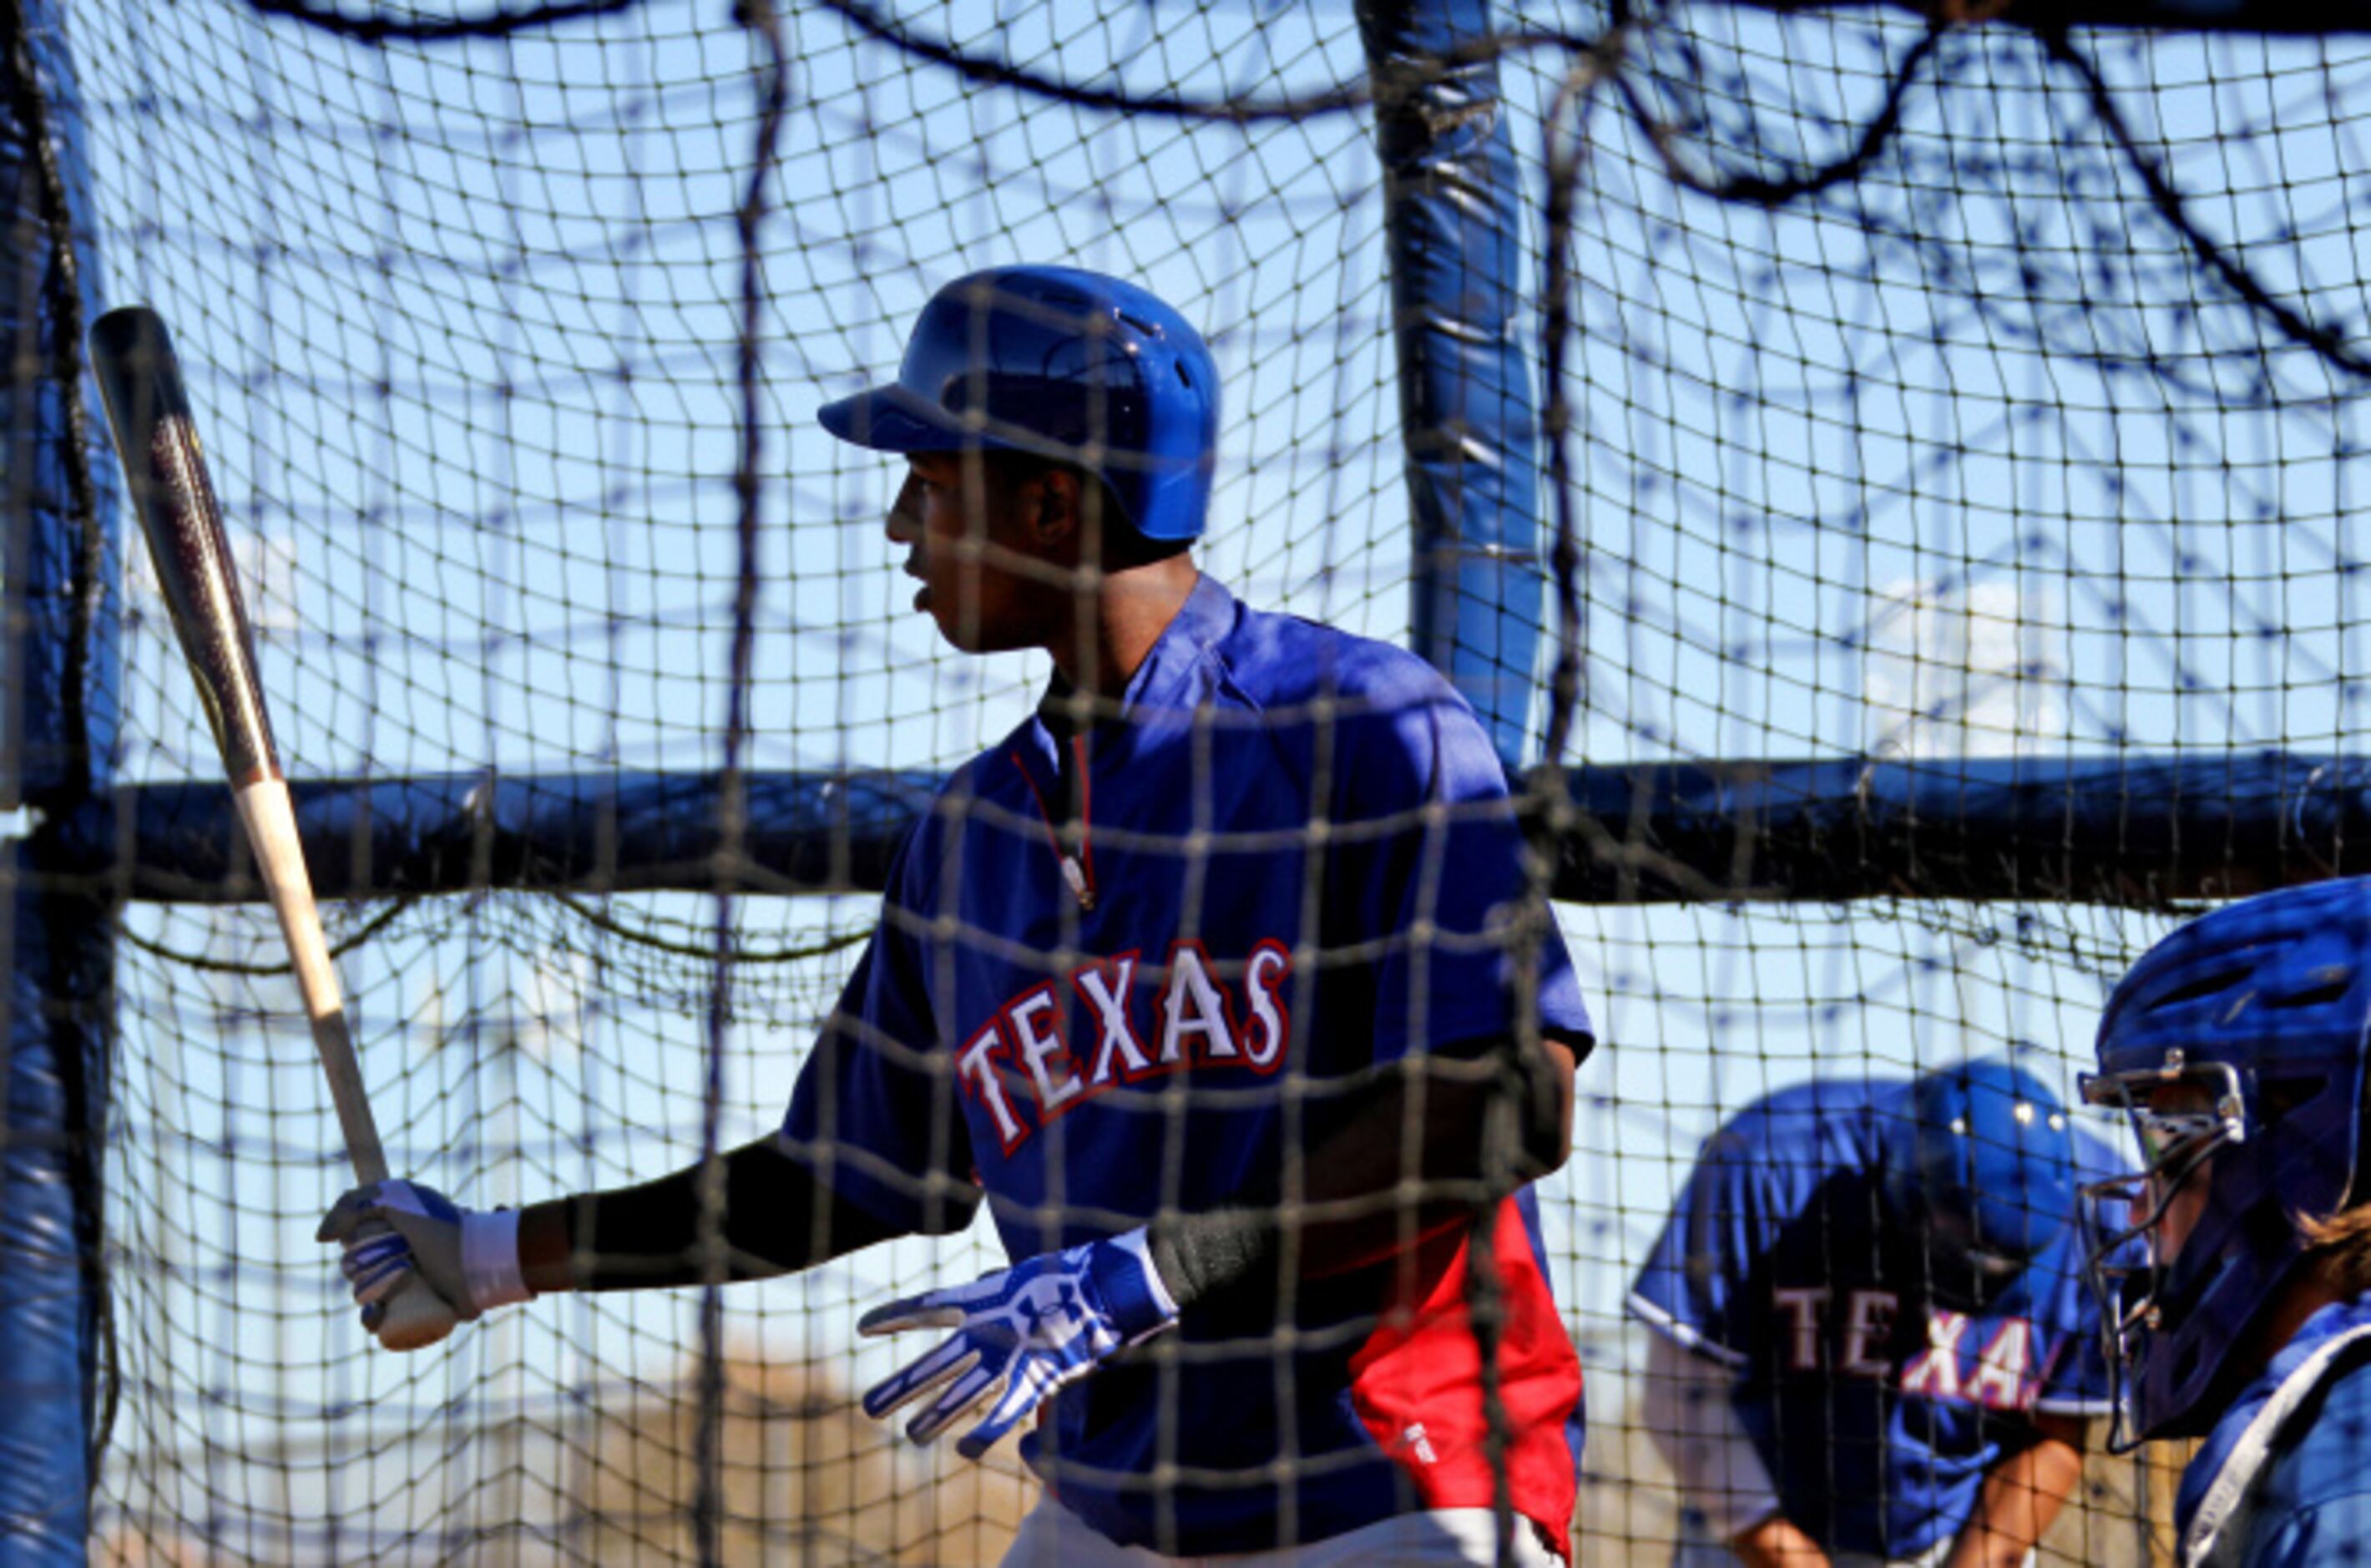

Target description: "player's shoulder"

left=2231, top=1344, right=2371, bottom=1565
left=2268, top=1324, right=2371, bottom=1504
left=1216, top=595, right=1508, bottom=812
left=1698, top=1075, right=1893, bottom=1167
left=1718, top=1075, right=1896, bottom=1138
left=1214, top=592, right=1465, bottom=716
left=890, top=746, right=1025, bottom=897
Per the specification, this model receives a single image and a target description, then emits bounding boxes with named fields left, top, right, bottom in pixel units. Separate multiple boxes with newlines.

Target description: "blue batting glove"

left=316, top=1178, right=533, bottom=1338
left=858, top=1227, right=1178, bottom=1459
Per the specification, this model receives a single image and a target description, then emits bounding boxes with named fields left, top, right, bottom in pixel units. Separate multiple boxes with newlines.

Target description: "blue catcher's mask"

left=818, top=266, right=1220, bottom=544
left=1882, top=1058, right=2080, bottom=1308
left=2080, top=876, right=2371, bottom=1449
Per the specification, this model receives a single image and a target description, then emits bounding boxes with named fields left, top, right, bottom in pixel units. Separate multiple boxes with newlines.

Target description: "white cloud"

left=1862, top=577, right=2064, bottom=760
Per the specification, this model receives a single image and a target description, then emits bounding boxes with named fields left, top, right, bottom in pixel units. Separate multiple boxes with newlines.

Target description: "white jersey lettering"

left=1160, top=943, right=1239, bottom=1063
left=962, top=939, right=1302, bottom=1154
left=1964, top=1318, right=2032, bottom=1409
left=1074, top=954, right=1150, bottom=1084
left=956, top=1019, right=1028, bottom=1152
left=1839, top=1289, right=1898, bottom=1379
left=1241, top=941, right=1292, bottom=1070
left=1005, top=984, right=1083, bottom=1115
left=1774, top=1287, right=1830, bottom=1371
left=1899, top=1309, right=1969, bottom=1400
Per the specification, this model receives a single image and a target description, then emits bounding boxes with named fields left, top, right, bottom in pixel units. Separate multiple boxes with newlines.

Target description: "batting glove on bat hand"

left=316, top=1179, right=533, bottom=1342
left=858, top=1227, right=1179, bottom=1459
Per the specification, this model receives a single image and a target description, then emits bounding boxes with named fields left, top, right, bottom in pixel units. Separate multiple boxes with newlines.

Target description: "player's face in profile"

left=2132, top=1080, right=2218, bottom=1262
left=890, top=451, right=1052, bottom=653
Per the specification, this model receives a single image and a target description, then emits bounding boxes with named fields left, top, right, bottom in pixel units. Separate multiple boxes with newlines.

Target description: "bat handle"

left=373, top=1264, right=462, bottom=1352
left=232, top=779, right=385, bottom=1170
left=233, top=778, right=458, bottom=1353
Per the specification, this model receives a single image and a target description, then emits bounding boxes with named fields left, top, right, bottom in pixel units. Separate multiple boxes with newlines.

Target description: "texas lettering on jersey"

left=957, top=938, right=1295, bottom=1154
left=1767, top=1286, right=2045, bottom=1411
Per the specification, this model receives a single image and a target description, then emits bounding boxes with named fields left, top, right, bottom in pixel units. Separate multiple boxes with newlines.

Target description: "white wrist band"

left=461, top=1210, right=534, bottom=1310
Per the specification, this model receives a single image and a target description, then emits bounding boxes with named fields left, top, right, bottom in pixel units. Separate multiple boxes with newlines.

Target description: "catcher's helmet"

left=1881, top=1058, right=2080, bottom=1302
left=2081, top=876, right=2371, bottom=1445
left=819, top=266, right=1219, bottom=543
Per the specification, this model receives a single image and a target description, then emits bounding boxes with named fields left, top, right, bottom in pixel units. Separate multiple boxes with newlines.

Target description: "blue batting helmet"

left=818, top=266, right=1220, bottom=543
left=1881, top=1058, right=2080, bottom=1301
left=2080, top=876, right=2371, bottom=1444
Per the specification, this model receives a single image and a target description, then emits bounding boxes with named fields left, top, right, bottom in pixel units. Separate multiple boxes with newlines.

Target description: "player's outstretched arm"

left=515, top=1134, right=948, bottom=1293
left=1940, top=1412, right=2084, bottom=1568
left=321, top=1136, right=951, bottom=1345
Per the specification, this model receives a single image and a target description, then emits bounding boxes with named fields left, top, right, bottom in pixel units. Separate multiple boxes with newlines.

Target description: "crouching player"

left=1630, top=1058, right=2127, bottom=1566
left=2083, top=875, right=2371, bottom=1565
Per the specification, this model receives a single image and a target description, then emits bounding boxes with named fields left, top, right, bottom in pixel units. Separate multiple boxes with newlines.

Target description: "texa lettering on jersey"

left=1771, top=1286, right=2040, bottom=1410
left=956, top=939, right=1296, bottom=1153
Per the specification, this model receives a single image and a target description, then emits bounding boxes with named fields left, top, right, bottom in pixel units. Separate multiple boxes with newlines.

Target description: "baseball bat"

left=89, top=306, right=454, bottom=1352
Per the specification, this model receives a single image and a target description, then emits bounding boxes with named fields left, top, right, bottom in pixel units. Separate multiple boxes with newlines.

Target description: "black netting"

left=19, top=0, right=2360, bottom=1560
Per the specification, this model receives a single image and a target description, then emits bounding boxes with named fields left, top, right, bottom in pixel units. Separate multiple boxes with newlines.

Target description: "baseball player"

left=2081, top=875, right=2371, bottom=1565
left=1630, top=1057, right=2126, bottom=1567
left=319, top=266, right=1598, bottom=1564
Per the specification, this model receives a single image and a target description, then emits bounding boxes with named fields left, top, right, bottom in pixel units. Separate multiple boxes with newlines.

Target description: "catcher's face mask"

left=2077, top=1059, right=2247, bottom=1453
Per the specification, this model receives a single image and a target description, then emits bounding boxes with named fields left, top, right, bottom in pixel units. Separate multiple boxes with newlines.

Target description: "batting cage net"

left=0, top=0, right=2359, bottom=1560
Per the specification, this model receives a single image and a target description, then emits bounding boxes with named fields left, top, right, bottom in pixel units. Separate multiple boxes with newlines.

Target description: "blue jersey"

left=784, top=574, right=1595, bottom=1555
left=2177, top=1292, right=2371, bottom=1568
left=1629, top=1077, right=2124, bottom=1561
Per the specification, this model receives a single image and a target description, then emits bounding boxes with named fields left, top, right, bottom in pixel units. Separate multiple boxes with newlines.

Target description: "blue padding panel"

left=0, top=854, right=107, bottom=1567
left=4, top=13, right=118, bottom=810
left=1357, top=0, right=1544, bottom=769
left=0, top=0, right=114, bottom=1554
left=72, top=753, right=2371, bottom=909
